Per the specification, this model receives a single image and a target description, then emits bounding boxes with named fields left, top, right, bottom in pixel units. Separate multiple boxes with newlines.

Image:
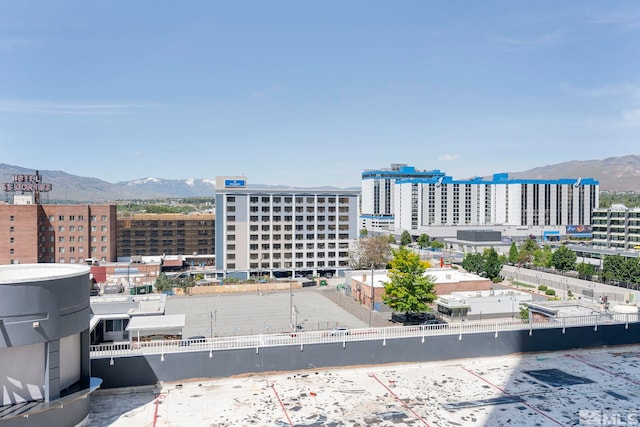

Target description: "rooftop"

left=88, top=345, right=640, bottom=426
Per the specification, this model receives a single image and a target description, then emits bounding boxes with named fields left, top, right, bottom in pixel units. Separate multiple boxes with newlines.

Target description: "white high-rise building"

left=215, top=176, right=360, bottom=278
left=361, top=164, right=446, bottom=230
left=393, top=173, right=599, bottom=230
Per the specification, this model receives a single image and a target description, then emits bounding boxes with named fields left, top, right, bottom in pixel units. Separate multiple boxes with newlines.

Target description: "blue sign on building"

left=225, top=179, right=246, bottom=188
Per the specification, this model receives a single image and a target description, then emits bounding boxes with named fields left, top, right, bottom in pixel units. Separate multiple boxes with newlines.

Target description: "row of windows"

left=236, top=215, right=351, bottom=222
left=47, top=215, right=107, bottom=222
left=242, top=196, right=353, bottom=204
left=244, top=233, right=350, bottom=241
left=243, top=261, right=349, bottom=269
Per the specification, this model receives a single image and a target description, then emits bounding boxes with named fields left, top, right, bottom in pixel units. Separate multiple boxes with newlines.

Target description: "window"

left=78, top=215, right=84, bottom=221
left=227, top=215, right=236, bottom=222
left=227, top=196, right=235, bottom=202
left=101, top=236, right=107, bottom=242
left=69, top=215, right=75, bottom=221
left=101, top=225, right=107, bottom=231
left=59, top=247, right=65, bottom=253
left=101, top=215, right=107, bottom=221
left=58, top=226, right=65, bottom=232
left=91, top=215, right=96, bottom=221
left=91, top=226, right=97, bottom=232
left=9, top=215, right=14, bottom=221
left=78, top=226, right=84, bottom=232
left=69, top=226, right=75, bottom=232
left=48, top=215, right=54, bottom=221
left=9, top=237, right=14, bottom=243
left=227, top=225, right=236, bottom=231
left=59, top=236, right=65, bottom=242
left=59, top=215, right=64, bottom=221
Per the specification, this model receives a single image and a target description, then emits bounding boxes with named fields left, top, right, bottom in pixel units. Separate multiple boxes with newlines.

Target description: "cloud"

left=438, top=154, right=460, bottom=162
left=561, top=83, right=640, bottom=100
left=589, top=12, right=640, bottom=29
left=487, top=30, right=564, bottom=47
left=0, top=99, right=165, bottom=116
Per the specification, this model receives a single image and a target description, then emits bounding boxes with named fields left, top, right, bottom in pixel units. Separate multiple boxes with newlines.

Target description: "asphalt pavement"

left=164, top=285, right=390, bottom=338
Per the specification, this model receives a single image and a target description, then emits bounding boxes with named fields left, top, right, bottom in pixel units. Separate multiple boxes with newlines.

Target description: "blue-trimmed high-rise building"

left=361, top=164, right=446, bottom=230
left=361, top=165, right=599, bottom=233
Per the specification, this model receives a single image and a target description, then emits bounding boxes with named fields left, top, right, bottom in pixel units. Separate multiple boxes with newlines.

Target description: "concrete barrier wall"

left=187, top=281, right=300, bottom=295
left=92, top=322, right=640, bottom=389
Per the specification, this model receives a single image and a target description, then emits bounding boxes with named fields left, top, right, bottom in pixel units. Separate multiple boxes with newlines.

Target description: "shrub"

left=538, top=285, right=547, bottom=291
left=492, top=277, right=502, bottom=283
left=545, top=289, right=556, bottom=296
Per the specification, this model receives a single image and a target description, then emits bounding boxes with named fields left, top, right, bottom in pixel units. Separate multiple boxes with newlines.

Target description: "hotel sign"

left=2, top=173, right=53, bottom=192
left=225, top=179, right=246, bottom=188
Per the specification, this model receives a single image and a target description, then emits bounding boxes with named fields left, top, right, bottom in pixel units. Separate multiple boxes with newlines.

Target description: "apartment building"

left=592, top=204, right=640, bottom=250
left=0, top=200, right=117, bottom=265
left=393, top=173, right=599, bottom=231
left=214, top=176, right=360, bottom=277
left=117, top=213, right=215, bottom=258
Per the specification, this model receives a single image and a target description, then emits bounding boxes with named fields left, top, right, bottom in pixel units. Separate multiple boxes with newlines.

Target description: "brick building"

left=117, top=213, right=215, bottom=258
left=0, top=202, right=117, bottom=265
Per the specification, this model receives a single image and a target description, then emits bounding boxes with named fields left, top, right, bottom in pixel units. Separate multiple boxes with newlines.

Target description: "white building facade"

left=360, top=164, right=447, bottom=230
left=393, top=173, right=599, bottom=231
left=215, top=177, right=360, bottom=277
left=592, top=204, right=640, bottom=250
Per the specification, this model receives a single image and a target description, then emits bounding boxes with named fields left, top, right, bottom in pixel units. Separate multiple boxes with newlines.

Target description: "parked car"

left=328, top=327, right=350, bottom=336
left=180, top=335, right=207, bottom=346
left=419, top=319, right=448, bottom=329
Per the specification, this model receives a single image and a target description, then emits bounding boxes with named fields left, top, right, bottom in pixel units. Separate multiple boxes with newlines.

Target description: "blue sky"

left=1, top=1, right=639, bottom=188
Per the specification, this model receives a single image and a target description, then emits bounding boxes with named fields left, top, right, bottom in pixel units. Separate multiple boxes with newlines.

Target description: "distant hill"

left=0, top=164, right=354, bottom=202
left=502, top=154, right=640, bottom=192
left=1, top=155, right=639, bottom=202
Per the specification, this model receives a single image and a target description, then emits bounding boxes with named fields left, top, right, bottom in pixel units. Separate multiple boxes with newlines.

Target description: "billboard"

left=566, top=225, right=592, bottom=235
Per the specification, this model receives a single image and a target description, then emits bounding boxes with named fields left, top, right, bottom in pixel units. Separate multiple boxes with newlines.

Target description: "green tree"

left=400, top=230, right=413, bottom=247
left=430, top=240, right=445, bottom=249
left=518, top=238, right=539, bottom=265
left=348, top=235, right=392, bottom=269
left=508, top=242, right=518, bottom=265
left=461, top=253, right=484, bottom=274
left=154, top=273, right=173, bottom=293
left=360, top=228, right=368, bottom=237
left=482, top=247, right=503, bottom=280
left=417, top=233, right=430, bottom=249
left=388, top=234, right=397, bottom=244
left=519, top=307, right=529, bottom=321
left=551, top=245, right=577, bottom=273
left=382, top=246, right=437, bottom=316
left=533, top=246, right=553, bottom=268
left=576, top=263, right=596, bottom=280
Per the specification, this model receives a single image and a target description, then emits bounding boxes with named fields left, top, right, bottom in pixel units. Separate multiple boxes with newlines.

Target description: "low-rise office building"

left=435, top=289, right=532, bottom=321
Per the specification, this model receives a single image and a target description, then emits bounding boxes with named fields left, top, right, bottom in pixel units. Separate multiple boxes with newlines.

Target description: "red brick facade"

left=0, top=203, right=117, bottom=265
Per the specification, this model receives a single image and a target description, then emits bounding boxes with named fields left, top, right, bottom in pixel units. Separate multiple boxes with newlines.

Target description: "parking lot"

left=163, top=285, right=390, bottom=338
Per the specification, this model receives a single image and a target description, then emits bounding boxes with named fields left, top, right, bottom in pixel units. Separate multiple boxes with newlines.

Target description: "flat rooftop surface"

left=88, top=345, right=640, bottom=426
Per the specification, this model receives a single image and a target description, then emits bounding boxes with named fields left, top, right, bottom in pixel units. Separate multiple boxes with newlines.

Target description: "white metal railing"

left=89, top=313, right=640, bottom=359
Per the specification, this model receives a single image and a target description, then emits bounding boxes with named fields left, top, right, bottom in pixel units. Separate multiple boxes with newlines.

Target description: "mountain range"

left=1, top=154, right=639, bottom=202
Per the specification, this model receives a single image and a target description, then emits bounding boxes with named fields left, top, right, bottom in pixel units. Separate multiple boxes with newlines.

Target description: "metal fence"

left=89, top=312, right=640, bottom=359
